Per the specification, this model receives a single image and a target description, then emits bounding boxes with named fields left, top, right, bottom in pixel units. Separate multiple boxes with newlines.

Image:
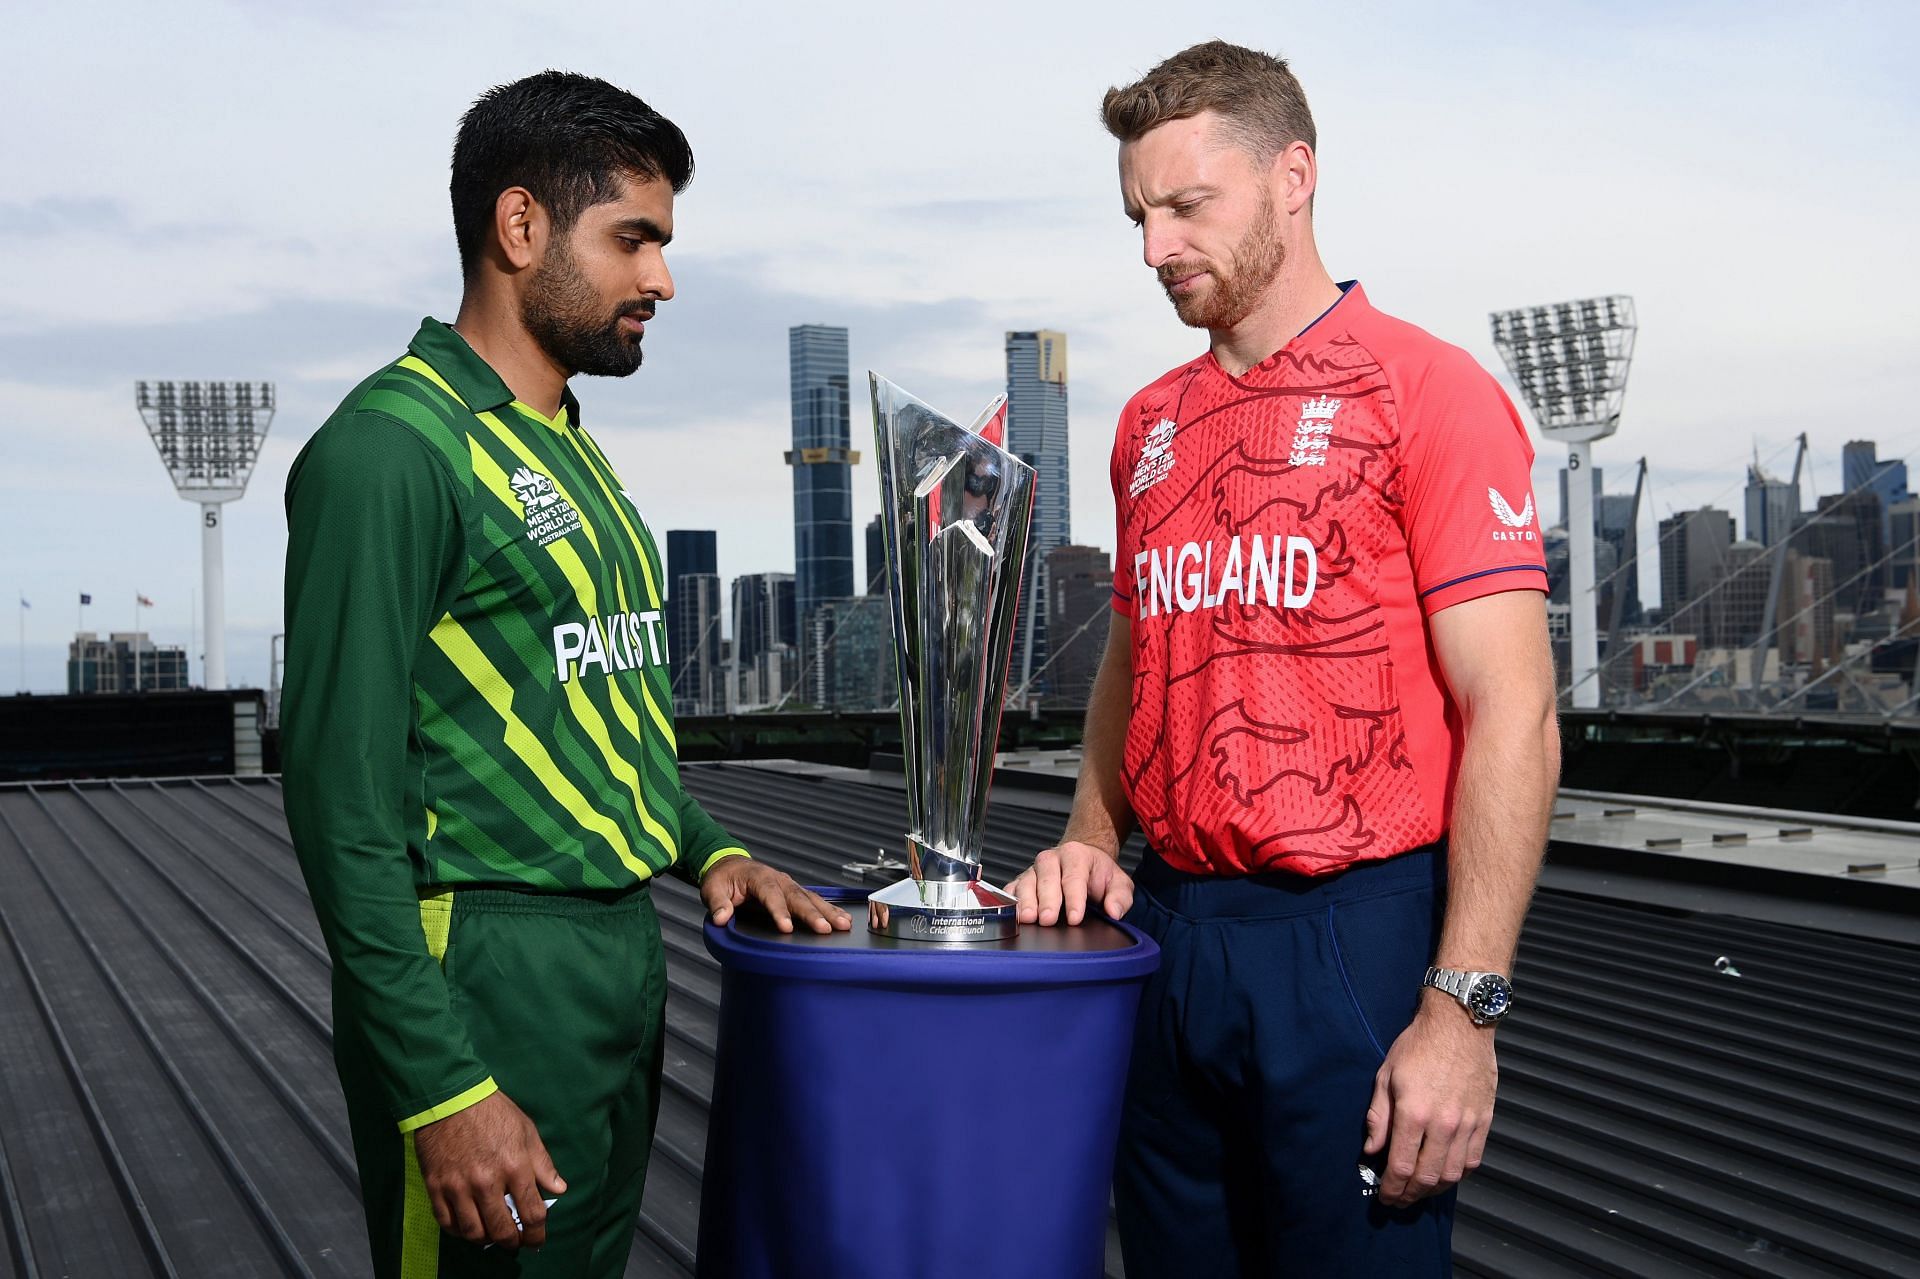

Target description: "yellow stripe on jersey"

left=566, top=430, right=666, bottom=610
left=557, top=432, right=677, bottom=751
left=428, top=618, right=654, bottom=880
left=396, top=353, right=459, bottom=399
left=464, top=444, right=679, bottom=858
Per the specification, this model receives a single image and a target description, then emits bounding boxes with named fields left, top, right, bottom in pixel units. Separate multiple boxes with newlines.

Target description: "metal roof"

left=0, top=769, right=1915, bottom=1278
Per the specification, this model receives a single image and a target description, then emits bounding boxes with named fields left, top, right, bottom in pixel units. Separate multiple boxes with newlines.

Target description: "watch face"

left=1467, top=975, right=1513, bottom=1021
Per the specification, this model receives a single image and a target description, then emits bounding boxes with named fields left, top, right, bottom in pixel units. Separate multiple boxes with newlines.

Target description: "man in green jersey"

left=282, top=72, right=850, bottom=1278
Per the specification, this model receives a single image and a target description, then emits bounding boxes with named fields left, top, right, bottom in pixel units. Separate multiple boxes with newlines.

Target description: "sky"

left=5, top=0, right=1918, bottom=693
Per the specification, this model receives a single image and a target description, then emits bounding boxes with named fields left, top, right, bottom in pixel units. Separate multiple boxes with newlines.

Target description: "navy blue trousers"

left=1115, top=845, right=1455, bottom=1278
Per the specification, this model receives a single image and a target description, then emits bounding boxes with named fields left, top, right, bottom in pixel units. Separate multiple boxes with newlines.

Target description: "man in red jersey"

left=1009, top=41, right=1558, bottom=1277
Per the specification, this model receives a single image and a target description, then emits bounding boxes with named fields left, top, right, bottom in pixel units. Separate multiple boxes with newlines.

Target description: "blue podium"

left=697, top=886, right=1159, bottom=1279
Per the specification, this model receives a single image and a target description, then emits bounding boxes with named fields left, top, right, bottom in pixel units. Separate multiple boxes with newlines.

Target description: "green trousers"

left=338, top=885, right=667, bottom=1278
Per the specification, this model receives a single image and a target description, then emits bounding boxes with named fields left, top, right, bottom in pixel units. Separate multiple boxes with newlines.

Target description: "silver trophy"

left=867, top=373, right=1035, bottom=942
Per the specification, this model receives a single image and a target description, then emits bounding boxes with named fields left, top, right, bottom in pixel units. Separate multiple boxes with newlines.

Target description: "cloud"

left=0, top=197, right=130, bottom=236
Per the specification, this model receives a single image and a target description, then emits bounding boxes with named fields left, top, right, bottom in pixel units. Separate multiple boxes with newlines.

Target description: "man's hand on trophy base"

left=702, top=858, right=852, bottom=934
left=1010, top=841, right=1134, bottom=926
left=414, top=1089, right=566, bottom=1250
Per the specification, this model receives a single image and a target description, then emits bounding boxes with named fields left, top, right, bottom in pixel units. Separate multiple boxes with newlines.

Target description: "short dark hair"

left=1101, top=40, right=1315, bottom=162
left=451, top=70, right=694, bottom=279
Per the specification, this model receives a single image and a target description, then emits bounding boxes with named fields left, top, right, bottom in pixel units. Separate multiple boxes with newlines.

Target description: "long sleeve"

left=668, top=777, right=749, bottom=886
left=282, top=412, right=498, bottom=1129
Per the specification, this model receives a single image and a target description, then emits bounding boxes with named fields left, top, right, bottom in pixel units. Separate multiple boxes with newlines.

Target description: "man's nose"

left=1141, top=215, right=1182, bottom=271
left=642, top=251, right=675, bottom=303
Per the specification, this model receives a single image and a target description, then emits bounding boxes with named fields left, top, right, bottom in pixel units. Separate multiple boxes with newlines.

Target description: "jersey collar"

left=406, top=318, right=584, bottom=427
left=1208, top=280, right=1367, bottom=381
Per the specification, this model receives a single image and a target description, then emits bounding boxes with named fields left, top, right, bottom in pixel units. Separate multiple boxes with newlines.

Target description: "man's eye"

left=618, top=237, right=642, bottom=251
left=1173, top=202, right=1199, bottom=217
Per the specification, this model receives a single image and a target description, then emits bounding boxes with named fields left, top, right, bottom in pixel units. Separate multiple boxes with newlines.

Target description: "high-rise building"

left=1799, top=491, right=1887, bottom=615
left=1744, top=463, right=1800, bottom=548
left=1657, top=507, right=1733, bottom=626
left=1006, top=329, right=1069, bottom=695
left=667, top=529, right=717, bottom=581
left=1595, top=492, right=1641, bottom=625
left=671, top=573, right=724, bottom=714
left=1782, top=551, right=1837, bottom=666
left=1557, top=465, right=1603, bottom=531
left=1041, top=545, right=1112, bottom=708
left=730, top=572, right=797, bottom=710
left=1889, top=497, right=1920, bottom=592
left=67, top=632, right=189, bottom=693
left=1546, top=528, right=1618, bottom=630
left=787, top=325, right=857, bottom=626
left=1843, top=440, right=1909, bottom=509
left=666, top=531, right=722, bottom=714
left=1707, top=540, right=1770, bottom=649
left=804, top=594, right=895, bottom=710
left=733, top=571, right=797, bottom=667
left=865, top=515, right=886, bottom=594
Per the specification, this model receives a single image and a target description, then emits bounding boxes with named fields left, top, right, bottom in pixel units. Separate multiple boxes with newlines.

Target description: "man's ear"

left=492, top=186, right=545, bottom=272
left=1280, top=140, right=1316, bottom=217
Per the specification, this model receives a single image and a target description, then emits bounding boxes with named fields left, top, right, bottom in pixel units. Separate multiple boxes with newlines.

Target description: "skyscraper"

left=1890, top=497, right=1920, bottom=592
left=666, top=530, right=721, bottom=714
left=1657, top=507, right=1733, bottom=628
left=1595, top=492, right=1641, bottom=624
left=731, top=572, right=797, bottom=710
left=1843, top=439, right=1909, bottom=508
left=1042, top=545, right=1112, bottom=708
left=865, top=515, right=886, bottom=594
left=787, top=325, right=857, bottom=626
left=1558, top=465, right=1603, bottom=531
left=671, top=574, right=724, bottom=714
left=805, top=595, right=895, bottom=710
left=1744, top=463, right=1799, bottom=547
left=1006, top=329, right=1069, bottom=691
left=1800, top=491, right=1887, bottom=614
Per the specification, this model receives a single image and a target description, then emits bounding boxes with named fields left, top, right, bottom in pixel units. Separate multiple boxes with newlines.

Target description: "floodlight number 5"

left=205, top=510, right=219, bottom=528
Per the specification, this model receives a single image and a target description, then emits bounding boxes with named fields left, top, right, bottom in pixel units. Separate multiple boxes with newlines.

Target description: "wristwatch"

left=1423, top=966, right=1514, bottom=1026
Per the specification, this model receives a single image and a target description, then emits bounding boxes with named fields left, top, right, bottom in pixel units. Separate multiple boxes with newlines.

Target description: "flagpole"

left=134, top=595, right=142, bottom=693
left=17, top=595, right=24, bottom=694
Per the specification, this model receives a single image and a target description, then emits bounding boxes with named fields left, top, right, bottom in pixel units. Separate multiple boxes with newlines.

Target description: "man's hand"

left=1009, top=840, right=1134, bottom=926
left=414, top=1090, right=566, bottom=1250
left=1363, top=994, right=1498, bottom=1207
left=701, top=857, right=851, bottom=934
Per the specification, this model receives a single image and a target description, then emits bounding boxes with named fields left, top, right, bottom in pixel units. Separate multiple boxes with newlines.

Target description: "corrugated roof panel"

left=0, top=769, right=1914, bottom=1278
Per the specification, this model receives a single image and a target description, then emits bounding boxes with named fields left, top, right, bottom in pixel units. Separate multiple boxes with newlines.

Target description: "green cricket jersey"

left=282, top=317, right=745, bottom=1130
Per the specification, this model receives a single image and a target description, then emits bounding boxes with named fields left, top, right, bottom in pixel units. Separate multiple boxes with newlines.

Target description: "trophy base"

left=867, top=877, right=1019, bottom=943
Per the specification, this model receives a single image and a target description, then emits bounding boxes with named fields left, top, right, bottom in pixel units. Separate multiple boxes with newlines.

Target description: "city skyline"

left=6, top=3, right=1917, bottom=692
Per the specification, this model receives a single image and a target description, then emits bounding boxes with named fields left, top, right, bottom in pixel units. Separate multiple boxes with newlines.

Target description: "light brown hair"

left=1101, top=40, right=1317, bottom=162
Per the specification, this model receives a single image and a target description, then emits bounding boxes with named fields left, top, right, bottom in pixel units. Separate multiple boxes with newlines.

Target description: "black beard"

left=522, top=241, right=649, bottom=379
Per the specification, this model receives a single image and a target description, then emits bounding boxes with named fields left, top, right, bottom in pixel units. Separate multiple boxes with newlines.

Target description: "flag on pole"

left=80, top=593, right=92, bottom=605
left=18, top=597, right=28, bottom=609
left=137, top=594, right=155, bottom=607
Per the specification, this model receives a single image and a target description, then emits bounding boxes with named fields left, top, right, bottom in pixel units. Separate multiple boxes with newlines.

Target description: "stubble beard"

left=1163, top=190, right=1287, bottom=332
left=522, top=238, right=650, bottom=379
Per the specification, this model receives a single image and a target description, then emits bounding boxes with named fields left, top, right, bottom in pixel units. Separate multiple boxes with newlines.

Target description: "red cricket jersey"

left=1110, top=283, right=1546, bottom=877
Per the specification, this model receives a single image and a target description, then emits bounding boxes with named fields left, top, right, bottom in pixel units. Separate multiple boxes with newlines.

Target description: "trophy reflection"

left=866, top=374, right=1035, bottom=942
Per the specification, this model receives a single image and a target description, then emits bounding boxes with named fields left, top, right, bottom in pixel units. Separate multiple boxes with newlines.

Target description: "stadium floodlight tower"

left=1489, top=296, right=1636, bottom=710
left=136, top=380, right=276, bottom=691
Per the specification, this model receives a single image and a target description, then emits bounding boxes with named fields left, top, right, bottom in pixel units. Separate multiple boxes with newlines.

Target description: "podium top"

left=706, top=887, right=1160, bottom=986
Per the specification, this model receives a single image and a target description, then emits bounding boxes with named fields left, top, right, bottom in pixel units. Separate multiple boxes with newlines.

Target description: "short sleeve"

left=1396, top=349, right=1549, bottom=615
